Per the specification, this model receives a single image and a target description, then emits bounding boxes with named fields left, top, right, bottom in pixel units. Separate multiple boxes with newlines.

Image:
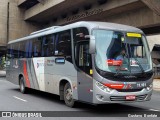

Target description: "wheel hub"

left=65, top=89, right=72, bottom=101
left=20, top=81, right=24, bottom=91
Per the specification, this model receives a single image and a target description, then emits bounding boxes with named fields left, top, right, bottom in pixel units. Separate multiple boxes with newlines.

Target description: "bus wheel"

left=64, top=82, right=75, bottom=107
left=19, top=77, right=27, bottom=94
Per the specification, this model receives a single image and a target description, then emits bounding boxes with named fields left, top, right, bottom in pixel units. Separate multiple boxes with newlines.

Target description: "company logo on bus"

left=36, top=59, right=54, bottom=68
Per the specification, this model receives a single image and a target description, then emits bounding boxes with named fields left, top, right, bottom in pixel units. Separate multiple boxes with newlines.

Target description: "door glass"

left=77, top=42, right=92, bottom=75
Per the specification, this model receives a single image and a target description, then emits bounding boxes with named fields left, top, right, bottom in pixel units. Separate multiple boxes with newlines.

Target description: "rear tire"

left=64, top=82, right=75, bottom=107
left=19, top=77, right=28, bottom=94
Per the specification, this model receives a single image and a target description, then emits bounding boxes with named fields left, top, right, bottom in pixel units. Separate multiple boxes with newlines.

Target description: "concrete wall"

left=0, top=0, right=9, bottom=46
left=104, top=6, right=160, bottom=28
left=147, top=35, right=160, bottom=51
left=8, top=0, right=41, bottom=42
left=0, top=0, right=40, bottom=45
left=1, top=0, right=160, bottom=45
left=24, top=0, right=65, bottom=20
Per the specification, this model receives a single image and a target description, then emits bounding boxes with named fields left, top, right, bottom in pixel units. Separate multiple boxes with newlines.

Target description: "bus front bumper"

left=93, top=81, right=152, bottom=104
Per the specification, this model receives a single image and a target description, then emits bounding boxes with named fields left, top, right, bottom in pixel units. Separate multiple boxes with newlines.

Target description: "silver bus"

left=6, top=21, right=153, bottom=107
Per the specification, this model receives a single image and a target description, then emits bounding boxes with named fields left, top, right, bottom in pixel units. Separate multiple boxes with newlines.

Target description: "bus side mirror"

left=89, top=36, right=96, bottom=54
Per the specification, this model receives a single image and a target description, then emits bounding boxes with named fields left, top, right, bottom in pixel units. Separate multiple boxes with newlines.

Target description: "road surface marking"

left=149, top=109, right=160, bottom=111
left=13, top=96, right=27, bottom=102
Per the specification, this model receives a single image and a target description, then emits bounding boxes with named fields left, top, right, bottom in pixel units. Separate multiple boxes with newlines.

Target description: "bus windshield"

left=93, top=29, right=152, bottom=74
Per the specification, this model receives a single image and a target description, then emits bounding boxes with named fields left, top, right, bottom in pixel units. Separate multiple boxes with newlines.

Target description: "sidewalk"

left=153, top=79, right=160, bottom=91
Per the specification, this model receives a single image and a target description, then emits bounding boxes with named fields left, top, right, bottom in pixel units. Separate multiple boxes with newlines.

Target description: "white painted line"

left=13, top=96, right=27, bottom=102
left=149, top=109, right=160, bottom=111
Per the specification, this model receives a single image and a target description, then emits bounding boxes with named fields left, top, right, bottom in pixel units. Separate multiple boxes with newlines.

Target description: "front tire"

left=19, top=77, right=28, bottom=94
left=64, top=82, right=75, bottom=107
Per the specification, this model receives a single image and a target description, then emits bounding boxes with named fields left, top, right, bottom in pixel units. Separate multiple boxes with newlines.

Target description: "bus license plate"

left=126, top=95, right=136, bottom=100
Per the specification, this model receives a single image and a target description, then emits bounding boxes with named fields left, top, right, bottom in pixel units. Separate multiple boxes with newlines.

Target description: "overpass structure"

left=0, top=0, right=160, bottom=57
left=20, top=0, right=160, bottom=35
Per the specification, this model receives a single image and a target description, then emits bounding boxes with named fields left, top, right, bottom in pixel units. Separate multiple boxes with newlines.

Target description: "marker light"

left=127, top=33, right=142, bottom=38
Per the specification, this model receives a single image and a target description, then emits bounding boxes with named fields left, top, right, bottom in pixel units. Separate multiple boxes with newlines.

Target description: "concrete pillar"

left=8, top=1, right=41, bottom=41
left=0, top=0, right=9, bottom=46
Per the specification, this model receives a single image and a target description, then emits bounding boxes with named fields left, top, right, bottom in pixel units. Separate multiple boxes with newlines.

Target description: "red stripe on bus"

left=103, top=84, right=124, bottom=89
left=23, top=61, right=31, bottom=88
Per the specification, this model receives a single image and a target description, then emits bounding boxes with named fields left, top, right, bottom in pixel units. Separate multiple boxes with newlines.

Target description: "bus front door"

left=76, top=41, right=93, bottom=103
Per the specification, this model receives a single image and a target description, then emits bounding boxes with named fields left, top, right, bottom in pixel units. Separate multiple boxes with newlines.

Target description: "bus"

left=6, top=21, right=153, bottom=107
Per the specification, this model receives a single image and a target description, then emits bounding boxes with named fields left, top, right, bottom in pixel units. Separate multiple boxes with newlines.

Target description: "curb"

left=153, top=79, right=160, bottom=91
left=153, top=88, right=160, bottom=91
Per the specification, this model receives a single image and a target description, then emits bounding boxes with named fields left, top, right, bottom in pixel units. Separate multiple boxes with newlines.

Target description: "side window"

left=25, top=40, right=29, bottom=58
left=19, top=41, right=25, bottom=58
left=48, top=34, right=55, bottom=56
left=13, top=43, right=19, bottom=59
left=73, top=27, right=89, bottom=63
left=25, top=40, right=33, bottom=58
left=41, top=34, right=55, bottom=57
left=28, top=40, right=32, bottom=58
left=32, top=38, right=41, bottom=57
left=41, top=36, right=48, bottom=57
left=55, top=30, right=72, bottom=62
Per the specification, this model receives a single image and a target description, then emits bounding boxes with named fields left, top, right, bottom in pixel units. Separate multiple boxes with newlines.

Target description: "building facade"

left=0, top=0, right=160, bottom=64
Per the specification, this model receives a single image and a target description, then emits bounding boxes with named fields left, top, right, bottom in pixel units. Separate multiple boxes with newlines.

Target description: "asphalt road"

left=0, top=77, right=160, bottom=120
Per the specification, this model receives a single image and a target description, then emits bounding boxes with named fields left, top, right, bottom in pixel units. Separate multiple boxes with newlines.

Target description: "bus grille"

left=116, top=89, right=143, bottom=92
left=110, top=94, right=147, bottom=101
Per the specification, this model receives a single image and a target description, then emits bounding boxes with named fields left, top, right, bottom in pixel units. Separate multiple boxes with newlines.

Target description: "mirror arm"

left=89, top=36, right=96, bottom=54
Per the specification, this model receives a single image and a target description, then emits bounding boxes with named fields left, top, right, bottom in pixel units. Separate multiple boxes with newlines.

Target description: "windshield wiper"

left=127, top=41, right=145, bottom=75
left=114, top=59, right=129, bottom=76
left=131, top=57, right=145, bottom=75
left=114, top=64, right=123, bottom=76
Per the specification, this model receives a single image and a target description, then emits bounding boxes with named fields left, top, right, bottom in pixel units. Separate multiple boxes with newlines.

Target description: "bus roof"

left=8, top=21, right=143, bottom=44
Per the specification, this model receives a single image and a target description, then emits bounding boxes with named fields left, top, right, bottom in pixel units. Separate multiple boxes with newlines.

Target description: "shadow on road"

left=11, top=88, right=64, bottom=104
left=10, top=88, right=148, bottom=113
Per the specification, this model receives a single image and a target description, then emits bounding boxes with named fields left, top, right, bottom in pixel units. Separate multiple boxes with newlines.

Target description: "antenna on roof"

left=30, top=26, right=60, bottom=35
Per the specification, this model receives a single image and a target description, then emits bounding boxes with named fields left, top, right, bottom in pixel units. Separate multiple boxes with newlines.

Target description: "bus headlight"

left=146, top=84, right=153, bottom=91
left=96, top=81, right=112, bottom=93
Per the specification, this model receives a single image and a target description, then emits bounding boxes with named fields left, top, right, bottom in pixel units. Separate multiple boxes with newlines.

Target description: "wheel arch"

left=59, top=79, right=72, bottom=100
left=18, top=74, right=24, bottom=85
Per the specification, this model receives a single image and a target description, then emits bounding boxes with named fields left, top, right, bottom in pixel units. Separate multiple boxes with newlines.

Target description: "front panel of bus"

left=92, top=29, right=153, bottom=103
